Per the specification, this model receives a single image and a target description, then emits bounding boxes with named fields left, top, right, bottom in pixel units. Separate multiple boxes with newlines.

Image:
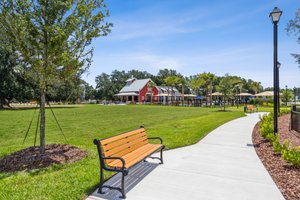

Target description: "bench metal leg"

left=120, top=171, right=126, bottom=199
left=160, top=147, right=164, bottom=164
left=98, top=167, right=105, bottom=194
left=148, top=147, right=164, bottom=164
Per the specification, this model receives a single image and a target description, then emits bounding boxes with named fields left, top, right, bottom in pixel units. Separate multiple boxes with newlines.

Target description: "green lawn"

left=0, top=105, right=244, bottom=200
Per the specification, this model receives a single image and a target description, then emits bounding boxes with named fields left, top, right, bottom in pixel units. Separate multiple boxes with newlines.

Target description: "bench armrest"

left=148, top=137, right=163, bottom=144
left=103, top=157, right=126, bottom=169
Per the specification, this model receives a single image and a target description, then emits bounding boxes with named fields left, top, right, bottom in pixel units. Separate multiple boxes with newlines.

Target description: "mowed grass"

left=0, top=105, right=244, bottom=200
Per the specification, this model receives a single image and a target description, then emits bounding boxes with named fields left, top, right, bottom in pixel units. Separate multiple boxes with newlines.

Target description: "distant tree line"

left=3, top=61, right=299, bottom=109
left=94, top=69, right=264, bottom=102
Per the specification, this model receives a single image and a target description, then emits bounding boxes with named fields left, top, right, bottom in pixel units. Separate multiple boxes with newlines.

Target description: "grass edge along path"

left=0, top=105, right=244, bottom=200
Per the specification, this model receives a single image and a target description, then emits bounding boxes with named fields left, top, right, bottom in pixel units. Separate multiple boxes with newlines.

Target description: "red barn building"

left=115, top=77, right=159, bottom=103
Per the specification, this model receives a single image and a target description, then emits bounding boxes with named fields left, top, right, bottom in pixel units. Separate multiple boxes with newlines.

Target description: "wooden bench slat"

left=108, top=143, right=162, bottom=168
left=105, top=140, right=149, bottom=164
left=100, top=128, right=145, bottom=145
left=102, top=132, right=147, bottom=151
left=110, top=140, right=148, bottom=158
left=122, top=144, right=162, bottom=165
left=103, top=136, right=148, bottom=157
left=125, top=146, right=161, bottom=167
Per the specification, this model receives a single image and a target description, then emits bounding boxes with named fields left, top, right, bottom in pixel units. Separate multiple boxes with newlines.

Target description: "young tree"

left=147, top=81, right=156, bottom=103
left=164, top=76, right=181, bottom=105
left=198, top=72, right=216, bottom=107
left=217, top=74, right=240, bottom=111
left=0, top=0, right=112, bottom=153
left=188, top=75, right=202, bottom=95
left=250, top=81, right=262, bottom=94
left=287, top=8, right=300, bottom=67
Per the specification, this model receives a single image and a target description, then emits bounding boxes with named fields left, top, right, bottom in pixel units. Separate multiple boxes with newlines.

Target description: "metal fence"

left=291, top=105, right=300, bottom=133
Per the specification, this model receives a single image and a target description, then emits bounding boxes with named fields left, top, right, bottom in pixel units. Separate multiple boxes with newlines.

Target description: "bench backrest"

left=99, top=128, right=149, bottom=164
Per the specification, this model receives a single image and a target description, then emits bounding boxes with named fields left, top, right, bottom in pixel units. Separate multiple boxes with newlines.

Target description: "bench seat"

left=108, top=143, right=162, bottom=168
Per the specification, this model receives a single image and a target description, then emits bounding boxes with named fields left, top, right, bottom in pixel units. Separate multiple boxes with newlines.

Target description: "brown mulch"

left=0, top=144, right=88, bottom=173
left=278, top=114, right=300, bottom=147
left=252, top=114, right=300, bottom=200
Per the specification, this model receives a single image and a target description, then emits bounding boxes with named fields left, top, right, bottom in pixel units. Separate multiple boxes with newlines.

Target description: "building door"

left=146, top=94, right=151, bottom=102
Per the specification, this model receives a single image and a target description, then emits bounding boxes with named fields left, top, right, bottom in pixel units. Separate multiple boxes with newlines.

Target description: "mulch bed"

left=252, top=114, right=300, bottom=200
left=0, top=144, right=88, bottom=173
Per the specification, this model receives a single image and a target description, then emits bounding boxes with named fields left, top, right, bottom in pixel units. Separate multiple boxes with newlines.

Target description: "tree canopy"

left=0, top=0, right=112, bottom=153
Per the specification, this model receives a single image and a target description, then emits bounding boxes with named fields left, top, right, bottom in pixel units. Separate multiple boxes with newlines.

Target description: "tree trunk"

left=39, top=89, right=46, bottom=154
left=0, top=98, right=10, bottom=108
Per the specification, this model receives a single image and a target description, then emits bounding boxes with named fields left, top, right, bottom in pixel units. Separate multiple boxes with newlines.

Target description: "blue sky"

left=83, top=0, right=300, bottom=89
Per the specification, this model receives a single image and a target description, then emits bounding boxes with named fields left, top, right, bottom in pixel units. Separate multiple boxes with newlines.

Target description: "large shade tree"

left=0, top=33, right=36, bottom=107
left=0, top=0, right=112, bottom=153
left=0, top=45, right=19, bottom=108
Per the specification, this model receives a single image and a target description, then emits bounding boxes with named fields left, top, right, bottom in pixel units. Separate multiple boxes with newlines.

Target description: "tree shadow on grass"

left=0, top=171, right=15, bottom=180
left=0, top=162, right=67, bottom=181
left=213, top=109, right=234, bottom=112
left=0, top=106, right=81, bottom=111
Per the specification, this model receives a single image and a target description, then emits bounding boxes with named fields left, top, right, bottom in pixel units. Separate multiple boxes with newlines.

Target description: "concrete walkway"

left=87, top=113, right=284, bottom=200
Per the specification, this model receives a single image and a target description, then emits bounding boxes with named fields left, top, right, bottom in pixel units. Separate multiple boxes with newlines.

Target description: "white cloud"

left=104, top=2, right=274, bottom=42
left=83, top=1, right=300, bottom=89
left=84, top=41, right=300, bottom=88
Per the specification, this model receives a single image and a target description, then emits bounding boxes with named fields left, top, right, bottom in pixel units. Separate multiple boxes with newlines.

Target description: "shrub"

left=259, top=113, right=300, bottom=168
left=267, top=103, right=274, bottom=107
left=281, top=142, right=300, bottom=168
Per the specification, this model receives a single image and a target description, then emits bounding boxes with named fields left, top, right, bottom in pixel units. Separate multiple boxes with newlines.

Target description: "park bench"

left=245, top=105, right=258, bottom=113
left=93, top=126, right=165, bottom=198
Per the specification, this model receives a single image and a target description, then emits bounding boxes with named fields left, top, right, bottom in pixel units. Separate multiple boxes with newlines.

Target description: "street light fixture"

left=270, top=7, right=283, bottom=23
left=277, top=62, right=281, bottom=68
left=270, top=7, right=282, bottom=135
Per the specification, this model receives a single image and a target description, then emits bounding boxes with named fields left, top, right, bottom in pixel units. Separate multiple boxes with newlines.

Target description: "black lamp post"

left=277, top=61, right=281, bottom=113
left=236, top=84, right=240, bottom=109
left=270, top=7, right=282, bottom=134
left=285, top=85, right=288, bottom=106
left=294, top=87, right=297, bottom=104
left=235, top=84, right=240, bottom=109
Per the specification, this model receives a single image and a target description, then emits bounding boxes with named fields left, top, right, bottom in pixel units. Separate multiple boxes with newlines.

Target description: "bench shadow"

left=89, top=161, right=159, bottom=200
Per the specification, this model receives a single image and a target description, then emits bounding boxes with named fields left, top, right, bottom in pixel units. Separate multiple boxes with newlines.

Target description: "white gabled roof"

left=115, top=92, right=139, bottom=96
left=156, top=86, right=181, bottom=96
left=119, top=79, right=151, bottom=93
